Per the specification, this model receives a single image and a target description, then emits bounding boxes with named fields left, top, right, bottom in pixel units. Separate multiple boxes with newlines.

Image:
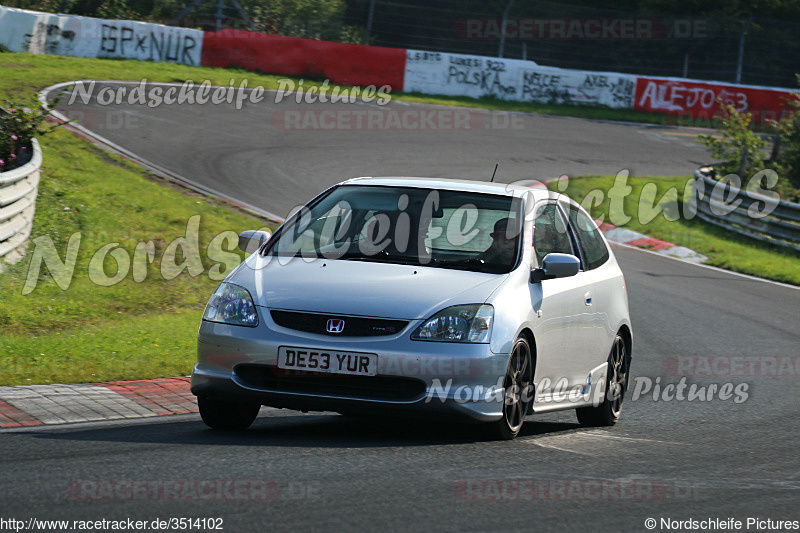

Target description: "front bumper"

left=191, top=314, right=511, bottom=423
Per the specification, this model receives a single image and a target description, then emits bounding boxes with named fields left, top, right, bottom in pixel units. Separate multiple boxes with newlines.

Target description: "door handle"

left=584, top=291, right=592, bottom=306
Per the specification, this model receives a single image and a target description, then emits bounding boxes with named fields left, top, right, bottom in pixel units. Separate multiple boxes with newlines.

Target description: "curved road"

left=49, top=81, right=710, bottom=219
left=1, top=83, right=797, bottom=532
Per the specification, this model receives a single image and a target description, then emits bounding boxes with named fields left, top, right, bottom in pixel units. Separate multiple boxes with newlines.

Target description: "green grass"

left=551, top=175, right=800, bottom=286
left=0, top=124, right=273, bottom=386
left=0, top=53, right=290, bottom=101
left=1, top=314, right=202, bottom=385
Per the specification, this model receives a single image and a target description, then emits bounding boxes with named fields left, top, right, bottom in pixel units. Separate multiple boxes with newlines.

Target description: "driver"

left=478, top=217, right=517, bottom=265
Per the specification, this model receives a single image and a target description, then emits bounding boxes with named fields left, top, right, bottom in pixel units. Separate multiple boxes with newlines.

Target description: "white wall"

left=0, top=6, right=203, bottom=66
left=404, top=49, right=637, bottom=108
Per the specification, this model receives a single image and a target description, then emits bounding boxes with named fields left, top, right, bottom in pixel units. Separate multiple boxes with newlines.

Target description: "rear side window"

left=532, top=203, right=575, bottom=267
left=566, top=203, right=610, bottom=270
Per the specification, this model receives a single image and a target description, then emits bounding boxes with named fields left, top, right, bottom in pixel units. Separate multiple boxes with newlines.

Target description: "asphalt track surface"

left=1, top=83, right=798, bottom=532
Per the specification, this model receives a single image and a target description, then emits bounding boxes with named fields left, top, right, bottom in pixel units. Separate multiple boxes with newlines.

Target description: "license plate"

left=277, top=347, right=378, bottom=376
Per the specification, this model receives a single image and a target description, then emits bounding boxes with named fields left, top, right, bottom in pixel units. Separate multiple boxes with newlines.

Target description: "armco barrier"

left=692, top=166, right=800, bottom=252
left=201, top=30, right=406, bottom=89
left=0, top=139, right=42, bottom=266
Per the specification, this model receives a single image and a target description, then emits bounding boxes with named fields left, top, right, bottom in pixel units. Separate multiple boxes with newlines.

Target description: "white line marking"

left=581, top=431, right=688, bottom=445
left=529, top=439, right=597, bottom=456
left=611, top=240, right=800, bottom=290
left=527, top=430, right=688, bottom=455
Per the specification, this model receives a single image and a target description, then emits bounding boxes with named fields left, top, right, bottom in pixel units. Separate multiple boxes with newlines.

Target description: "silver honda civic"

left=191, top=177, right=633, bottom=439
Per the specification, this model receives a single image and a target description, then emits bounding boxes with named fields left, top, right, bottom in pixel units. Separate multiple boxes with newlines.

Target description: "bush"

left=768, top=76, right=800, bottom=199
left=0, top=95, right=67, bottom=172
left=697, top=102, right=769, bottom=179
left=245, top=0, right=357, bottom=42
left=697, top=89, right=800, bottom=203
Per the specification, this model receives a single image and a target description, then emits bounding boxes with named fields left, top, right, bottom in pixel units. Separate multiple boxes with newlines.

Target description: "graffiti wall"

left=403, top=49, right=636, bottom=108
left=0, top=6, right=203, bottom=65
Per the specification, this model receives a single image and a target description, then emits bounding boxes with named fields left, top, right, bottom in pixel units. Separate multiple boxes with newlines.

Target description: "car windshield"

left=266, top=185, right=522, bottom=274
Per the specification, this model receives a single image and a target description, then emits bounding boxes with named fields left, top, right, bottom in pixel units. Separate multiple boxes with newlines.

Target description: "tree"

left=242, top=0, right=358, bottom=42
left=768, top=76, right=800, bottom=199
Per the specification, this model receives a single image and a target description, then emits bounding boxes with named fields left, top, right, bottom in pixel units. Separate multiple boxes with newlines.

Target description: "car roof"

left=341, top=176, right=555, bottom=201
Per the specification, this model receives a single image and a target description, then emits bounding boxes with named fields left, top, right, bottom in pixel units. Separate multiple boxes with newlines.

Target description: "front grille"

left=270, top=310, right=409, bottom=337
left=235, top=364, right=426, bottom=402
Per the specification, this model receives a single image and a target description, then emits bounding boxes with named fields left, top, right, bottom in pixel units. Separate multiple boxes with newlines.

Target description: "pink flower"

left=9, top=109, right=16, bottom=112
left=9, top=154, right=16, bottom=160
left=11, top=135, right=17, bottom=141
left=0, top=159, right=4, bottom=166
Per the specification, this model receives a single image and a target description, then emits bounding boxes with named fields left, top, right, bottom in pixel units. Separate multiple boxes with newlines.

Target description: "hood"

left=228, top=255, right=507, bottom=320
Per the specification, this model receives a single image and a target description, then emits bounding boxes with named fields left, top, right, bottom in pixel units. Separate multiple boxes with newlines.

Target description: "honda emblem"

left=326, top=318, right=345, bottom=334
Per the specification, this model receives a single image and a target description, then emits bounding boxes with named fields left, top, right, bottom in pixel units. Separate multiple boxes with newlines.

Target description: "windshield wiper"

left=433, top=258, right=511, bottom=273
left=335, top=250, right=421, bottom=265
left=433, top=258, right=487, bottom=270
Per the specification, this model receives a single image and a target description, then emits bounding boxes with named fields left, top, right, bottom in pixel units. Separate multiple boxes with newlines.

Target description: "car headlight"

left=411, top=304, right=493, bottom=343
left=203, top=283, right=259, bottom=327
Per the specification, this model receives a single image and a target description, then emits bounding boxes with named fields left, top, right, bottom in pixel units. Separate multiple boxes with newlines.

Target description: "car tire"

left=198, top=397, right=261, bottom=431
left=485, top=336, right=534, bottom=440
left=576, top=334, right=630, bottom=427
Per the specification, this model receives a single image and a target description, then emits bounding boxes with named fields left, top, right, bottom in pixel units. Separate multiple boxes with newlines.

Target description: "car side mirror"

left=238, top=230, right=272, bottom=253
left=530, top=253, right=581, bottom=283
